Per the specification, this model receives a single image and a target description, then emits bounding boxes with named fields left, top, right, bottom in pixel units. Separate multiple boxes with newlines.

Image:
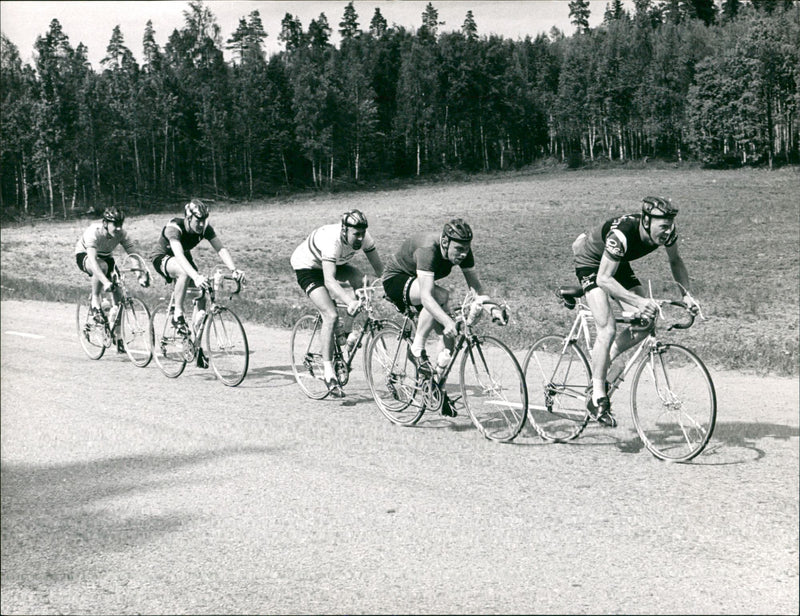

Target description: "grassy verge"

left=2, top=166, right=798, bottom=376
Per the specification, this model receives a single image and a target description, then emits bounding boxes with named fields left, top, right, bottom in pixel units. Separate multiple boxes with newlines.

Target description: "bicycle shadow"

left=559, top=420, right=799, bottom=464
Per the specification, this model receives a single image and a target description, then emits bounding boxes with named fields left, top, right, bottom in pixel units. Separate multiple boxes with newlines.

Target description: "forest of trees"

left=1, top=0, right=798, bottom=218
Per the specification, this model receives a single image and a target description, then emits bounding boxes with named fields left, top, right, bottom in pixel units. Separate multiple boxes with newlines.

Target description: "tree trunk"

left=21, top=156, right=29, bottom=215
left=71, top=162, right=78, bottom=210
left=46, top=156, right=54, bottom=218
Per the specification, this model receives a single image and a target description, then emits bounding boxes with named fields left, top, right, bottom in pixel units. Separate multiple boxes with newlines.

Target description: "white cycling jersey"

left=290, top=223, right=376, bottom=270
left=74, top=221, right=134, bottom=256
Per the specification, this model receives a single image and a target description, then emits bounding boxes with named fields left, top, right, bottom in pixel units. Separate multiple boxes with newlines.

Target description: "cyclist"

left=152, top=199, right=246, bottom=368
left=572, top=196, right=700, bottom=427
left=381, top=218, right=499, bottom=417
left=291, top=209, right=384, bottom=396
left=75, top=206, right=149, bottom=352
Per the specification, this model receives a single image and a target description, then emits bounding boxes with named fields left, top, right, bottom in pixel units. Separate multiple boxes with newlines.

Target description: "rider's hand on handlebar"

left=683, top=293, right=701, bottom=315
left=443, top=317, right=459, bottom=339
left=474, top=294, right=491, bottom=305
left=232, top=269, right=246, bottom=284
left=638, top=298, right=659, bottom=320
left=194, top=274, right=210, bottom=291
left=138, top=272, right=151, bottom=288
left=346, top=298, right=361, bottom=316
left=102, top=279, right=115, bottom=293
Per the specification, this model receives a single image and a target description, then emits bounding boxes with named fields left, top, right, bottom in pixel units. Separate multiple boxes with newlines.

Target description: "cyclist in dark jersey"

left=383, top=219, right=503, bottom=416
left=572, top=196, right=700, bottom=427
left=152, top=199, right=245, bottom=364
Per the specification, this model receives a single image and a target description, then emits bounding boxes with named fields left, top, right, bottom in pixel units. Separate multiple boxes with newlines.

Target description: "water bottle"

left=436, top=348, right=452, bottom=376
left=193, top=309, right=206, bottom=333
left=345, top=330, right=359, bottom=355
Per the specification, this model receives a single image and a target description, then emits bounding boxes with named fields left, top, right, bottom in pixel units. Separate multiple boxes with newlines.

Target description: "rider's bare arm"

left=169, top=238, right=204, bottom=285
left=597, top=254, right=656, bottom=315
left=86, top=246, right=112, bottom=289
left=321, top=260, right=356, bottom=309
left=210, top=237, right=236, bottom=271
left=365, top=247, right=384, bottom=278
left=462, top=268, right=487, bottom=300
left=665, top=243, right=693, bottom=298
left=417, top=271, right=457, bottom=336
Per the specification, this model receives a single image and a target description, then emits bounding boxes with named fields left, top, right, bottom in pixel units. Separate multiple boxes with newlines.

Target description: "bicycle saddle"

left=556, top=286, right=585, bottom=309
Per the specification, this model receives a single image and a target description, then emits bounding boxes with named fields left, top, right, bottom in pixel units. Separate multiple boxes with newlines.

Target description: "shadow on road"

left=0, top=445, right=274, bottom=588
left=513, top=420, right=799, bottom=462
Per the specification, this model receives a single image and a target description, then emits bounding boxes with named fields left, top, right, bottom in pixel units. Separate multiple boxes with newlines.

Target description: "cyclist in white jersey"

left=290, top=209, right=384, bottom=395
left=74, top=206, right=149, bottom=351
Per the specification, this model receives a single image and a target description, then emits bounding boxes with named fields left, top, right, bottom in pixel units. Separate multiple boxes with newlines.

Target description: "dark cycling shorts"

left=76, top=253, right=115, bottom=277
left=576, top=262, right=640, bottom=293
left=153, top=253, right=197, bottom=284
left=382, top=273, right=422, bottom=315
left=294, top=268, right=326, bottom=296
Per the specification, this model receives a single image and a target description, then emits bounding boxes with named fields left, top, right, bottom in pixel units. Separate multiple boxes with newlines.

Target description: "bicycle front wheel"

left=120, top=297, right=152, bottom=367
left=631, top=343, right=716, bottom=462
left=150, top=302, right=187, bottom=378
left=365, top=324, right=425, bottom=426
left=76, top=295, right=107, bottom=360
left=523, top=335, right=591, bottom=442
left=205, top=307, right=249, bottom=387
left=460, top=336, right=527, bottom=443
left=290, top=314, right=330, bottom=399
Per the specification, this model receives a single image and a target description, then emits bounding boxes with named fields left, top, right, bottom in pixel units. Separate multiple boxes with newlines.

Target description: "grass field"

left=2, top=166, right=798, bottom=375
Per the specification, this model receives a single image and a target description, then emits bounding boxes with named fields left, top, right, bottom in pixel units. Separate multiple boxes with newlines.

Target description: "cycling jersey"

left=290, top=223, right=376, bottom=271
left=383, top=232, right=475, bottom=280
left=74, top=221, right=135, bottom=256
left=152, top=217, right=217, bottom=259
left=573, top=213, right=677, bottom=269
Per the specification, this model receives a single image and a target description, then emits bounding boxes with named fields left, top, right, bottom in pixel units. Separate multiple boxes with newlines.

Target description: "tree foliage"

left=1, top=0, right=797, bottom=217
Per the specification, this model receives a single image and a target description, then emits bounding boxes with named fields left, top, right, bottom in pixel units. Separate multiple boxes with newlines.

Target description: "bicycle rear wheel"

left=290, top=314, right=330, bottom=399
left=76, top=295, right=107, bottom=360
left=631, top=343, right=716, bottom=462
left=120, top=297, right=152, bottom=367
left=523, top=335, right=591, bottom=442
left=205, top=307, right=249, bottom=387
left=150, top=302, right=187, bottom=378
left=460, top=336, right=527, bottom=443
left=365, top=324, right=425, bottom=426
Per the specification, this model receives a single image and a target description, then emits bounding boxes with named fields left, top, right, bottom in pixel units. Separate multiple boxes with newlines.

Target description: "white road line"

left=4, top=330, right=45, bottom=339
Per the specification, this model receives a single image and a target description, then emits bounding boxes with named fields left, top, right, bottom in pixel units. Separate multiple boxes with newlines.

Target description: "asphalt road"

left=1, top=299, right=798, bottom=615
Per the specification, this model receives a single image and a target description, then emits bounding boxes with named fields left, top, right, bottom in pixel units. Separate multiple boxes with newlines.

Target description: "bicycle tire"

left=205, top=306, right=249, bottom=387
left=76, top=295, right=107, bottom=360
left=460, top=335, right=528, bottom=443
left=365, top=323, right=425, bottom=426
left=290, top=314, right=330, bottom=399
left=120, top=297, right=152, bottom=367
left=630, top=342, right=716, bottom=462
left=150, top=302, right=187, bottom=378
left=522, top=335, right=591, bottom=442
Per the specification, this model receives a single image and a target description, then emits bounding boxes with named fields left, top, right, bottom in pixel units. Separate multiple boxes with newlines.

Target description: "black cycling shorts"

left=295, top=268, right=326, bottom=296
left=382, top=273, right=422, bottom=315
left=153, top=253, right=197, bottom=284
left=576, top=262, right=640, bottom=293
left=76, top=252, right=115, bottom=277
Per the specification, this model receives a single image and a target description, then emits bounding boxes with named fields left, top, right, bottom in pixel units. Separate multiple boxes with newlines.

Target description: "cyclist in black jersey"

left=571, top=196, right=700, bottom=426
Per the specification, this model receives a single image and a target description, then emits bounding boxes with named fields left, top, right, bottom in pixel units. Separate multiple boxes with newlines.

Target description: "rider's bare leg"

left=585, top=287, right=616, bottom=404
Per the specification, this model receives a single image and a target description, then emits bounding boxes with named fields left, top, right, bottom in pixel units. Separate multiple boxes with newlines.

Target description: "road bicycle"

left=149, top=266, right=249, bottom=386
left=76, top=253, right=152, bottom=367
left=523, top=285, right=716, bottom=462
left=290, top=278, right=397, bottom=399
left=365, top=290, right=528, bottom=443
